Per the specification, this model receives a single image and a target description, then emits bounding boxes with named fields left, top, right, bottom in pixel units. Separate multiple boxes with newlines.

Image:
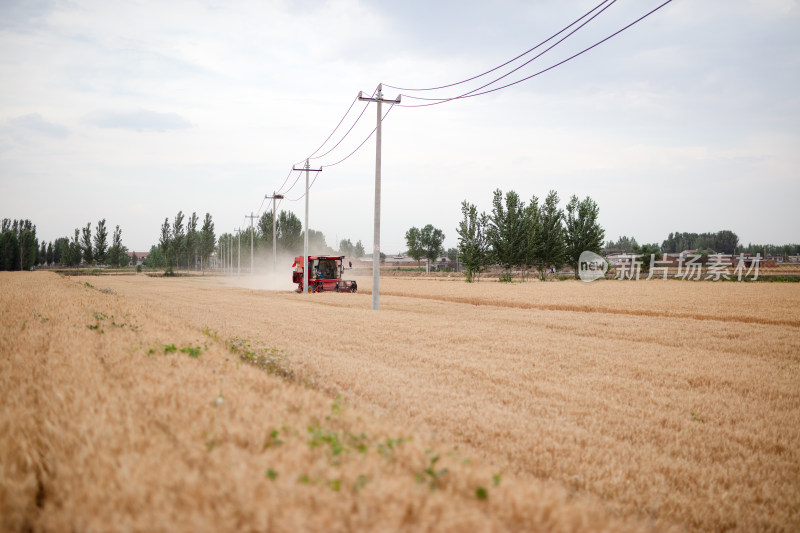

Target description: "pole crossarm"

left=358, top=92, right=402, bottom=105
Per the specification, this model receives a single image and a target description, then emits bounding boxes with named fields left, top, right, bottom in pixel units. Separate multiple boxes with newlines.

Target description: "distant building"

left=127, top=251, right=149, bottom=266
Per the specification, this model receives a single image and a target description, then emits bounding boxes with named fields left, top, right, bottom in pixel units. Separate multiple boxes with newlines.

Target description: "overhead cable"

left=383, top=0, right=612, bottom=92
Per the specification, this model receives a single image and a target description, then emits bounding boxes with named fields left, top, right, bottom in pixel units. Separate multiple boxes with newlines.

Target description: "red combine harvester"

left=292, top=255, right=357, bottom=293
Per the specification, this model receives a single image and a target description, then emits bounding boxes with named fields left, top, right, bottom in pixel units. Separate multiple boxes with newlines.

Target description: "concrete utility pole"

left=229, top=234, right=233, bottom=276
left=236, top=228, right=241, bottom=278
left=292, top=159, right=322, bottom=294
left=245, top=212, right=257, bottom=275
left=265, top=193, right=284, bottom=272
left=358, top=84, right=401, bottom=310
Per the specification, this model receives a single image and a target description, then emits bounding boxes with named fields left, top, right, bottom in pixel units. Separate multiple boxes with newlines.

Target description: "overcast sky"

left=1, top=0, right=798, bottom=254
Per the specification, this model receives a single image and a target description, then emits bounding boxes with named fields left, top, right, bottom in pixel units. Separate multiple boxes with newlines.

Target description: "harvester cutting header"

left=292, top=255, right=357, bottom=293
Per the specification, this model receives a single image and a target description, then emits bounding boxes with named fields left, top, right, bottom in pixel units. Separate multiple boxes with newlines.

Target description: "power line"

left=397, top=0, right=672, bottom=108
left=254, top=196, right=267, bottom=218
left=298, top=94, right=360, bottom=164
left=308, top=98, right=372, bottom=162
left=297, top=88, right=378, bottom=166
left=323, top=103, right=395, bottom=169
left=266, top=0, right=673, bottom=226
left=397, top=0, right=617, bottom=105
left=383, top=0, right=612, bottom=93
left=285, top=102, right=396, bottom=202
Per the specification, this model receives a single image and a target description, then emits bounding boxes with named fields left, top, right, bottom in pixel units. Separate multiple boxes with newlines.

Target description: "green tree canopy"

left=339, top=238, right=354, bottom=257
left=70, top=229, right=82, bottom=266
left=200, top=213, right=215, bottom=271
left=488, top=189, right=528, bottom=273
left=605, top=235, right=638, bottom=252
left=533, top=190, right=566, bottom=277
left=258, top=211, right=274, bottom=250
left=159, top=218, right=172, bottom=268
left=405, top=227, right=423, bottom=264
left=565, top=195, right=605, bottom=279
left=277, top=211, right=302, bottom=254
left=419, top=224, right=445, bottom=270
left=107, top=225, right=127, bottom=268
left=81, top=223, right=93, bottom=265
left=186, top=212, right=199, bottom=269
left=94, top=219, right=108, bottom=265
left=0, top=230, right=20, bottom=271
left=456, top=201, right=491, bottom=282
left=172, top=211, right=185, bottom=269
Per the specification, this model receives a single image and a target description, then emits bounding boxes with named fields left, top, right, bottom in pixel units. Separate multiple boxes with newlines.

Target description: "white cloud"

left=85, top=109, right=192, bottom=132
left=7, top=112, right=70, bottom=139
left=0, top=0, right=798, bottom=251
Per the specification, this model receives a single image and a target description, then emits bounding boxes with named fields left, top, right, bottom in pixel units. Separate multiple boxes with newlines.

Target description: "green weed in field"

left=416, top=453, right=449, bottom=491
left=180, top=346, right=201, bottom=358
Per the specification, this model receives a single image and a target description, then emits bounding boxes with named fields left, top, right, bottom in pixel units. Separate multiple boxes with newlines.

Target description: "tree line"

left=144, top=211, right=216, bottom=271
left=147, top=209, right=366, bottom=272
left=1, top=218, right=130, bottom=270
left=455, top=189, right=604, bottom=282
left=605, top=231, right=799, bottom=257
left=0, top=219, right=40, bottom=271
left=405, top=225, right=446, bottom=271
left=248, top=209, right=366, bottom=259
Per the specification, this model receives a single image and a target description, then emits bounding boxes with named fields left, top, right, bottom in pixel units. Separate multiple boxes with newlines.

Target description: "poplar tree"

left=456, top=201, right=490, bottom=282
left=159, top=218, right=172, bottom=269
left=172, top=211, right=185, bottom=269
left=186, top=212, right=198, bottom=269
left=81, top=223, right=93, bottom=265
left=565, top=195, right=605, bottom=279
left=93, top=219, right=108, bottom=265
left=534, top=190, right=566, bottom=278
left=488, top=189, right=527, bottom=276
left=404, top=227, right=422, bottom=265
left=200, top=213, right=215, bottom=271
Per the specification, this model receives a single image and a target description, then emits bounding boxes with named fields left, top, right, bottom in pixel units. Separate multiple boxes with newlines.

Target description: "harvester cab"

left=292, top=255, right=358, bottom=293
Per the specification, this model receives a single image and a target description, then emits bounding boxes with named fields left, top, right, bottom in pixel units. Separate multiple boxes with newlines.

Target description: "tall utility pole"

left=358, top=84, right=401, bottom=310
left=265, top=193, right=284, bottom=272
left=229, top=234, right=233, bottom=275
left=292, top=159, right=322, bottom=294
left=236, top=228, right=241, bottom=278
left=245, top=212, right=257, bottom=275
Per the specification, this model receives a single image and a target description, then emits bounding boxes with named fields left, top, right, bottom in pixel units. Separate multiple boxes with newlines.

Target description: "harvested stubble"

left=87, top=273, right=799, bottom=532
left=3, top=274, right=800, bottom=532
left=1, top=272, right=653, bottom=533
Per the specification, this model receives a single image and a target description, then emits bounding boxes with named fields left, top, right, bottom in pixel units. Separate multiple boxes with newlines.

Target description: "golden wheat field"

left=1, top=271, right=799, bottom=532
